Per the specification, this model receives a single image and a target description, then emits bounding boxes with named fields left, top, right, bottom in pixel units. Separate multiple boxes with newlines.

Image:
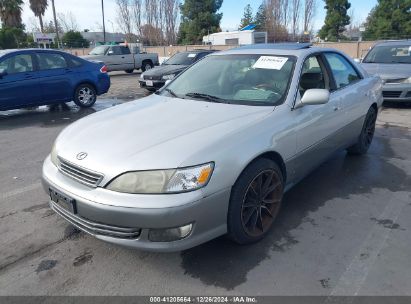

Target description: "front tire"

left=141, top=61, right=153, bottom=72
left=227, top=158, right=284, bottom=245
left=74, top=84, right=97, bottom=108
left=347, top=106, right=377, bottom=155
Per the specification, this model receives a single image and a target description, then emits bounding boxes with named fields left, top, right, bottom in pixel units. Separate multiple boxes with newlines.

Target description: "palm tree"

left=51, top=0, right=60, bottom=47
left=0, top=0, right=24, bottom=28
left=29, top=0, right=48, bottom=32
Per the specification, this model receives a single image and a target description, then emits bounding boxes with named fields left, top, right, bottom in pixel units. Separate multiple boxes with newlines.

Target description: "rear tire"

left=227, top=158, right=284, bottom=245
left=141, top=61, right=153, bottom=72
left=74, top=84, right=97, bottom=108
left=125, top=69, right=134, bottom=74
left=347, top=106, right=377, bottom=155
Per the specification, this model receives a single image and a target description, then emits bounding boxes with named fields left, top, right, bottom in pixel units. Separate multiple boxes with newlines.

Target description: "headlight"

left=162, top=74, right=175, bottom=80
left=402, top=77, right=411, bottom=83
left=50, top=142, right=59, bottom=167
left=106, top=163, right=214, bottom=194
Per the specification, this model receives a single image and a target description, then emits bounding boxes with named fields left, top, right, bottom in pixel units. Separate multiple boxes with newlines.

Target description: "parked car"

left=42, top=43, right=383, bottom=252
left=0, top=49, right=110, bottom=111
left=361, top=41, right=411, bottom=102
left=83, top=44, right=159, bottom=73
left=139, top=49, right=216, bottom=91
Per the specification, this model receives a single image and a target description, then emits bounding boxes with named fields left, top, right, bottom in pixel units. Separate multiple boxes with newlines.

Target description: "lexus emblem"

left=76, top=152, right=88, bottom=160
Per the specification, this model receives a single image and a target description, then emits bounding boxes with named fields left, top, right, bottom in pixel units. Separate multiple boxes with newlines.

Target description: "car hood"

left=361, top=63, right=411, bottom=80
left=143, top=64, right=186, bottom=77
left=56, top=94, right=273, bottom=181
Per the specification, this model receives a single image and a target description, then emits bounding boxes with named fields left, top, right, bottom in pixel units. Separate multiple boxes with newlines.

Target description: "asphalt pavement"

left=0, top=80, right=410, bottom=296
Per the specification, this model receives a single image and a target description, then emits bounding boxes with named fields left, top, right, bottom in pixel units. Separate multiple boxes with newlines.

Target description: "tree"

left=115, top=0, right=134, bottom=42
left=363, top=0, right=411, bottom=40
left=303, top=0, right=316, bottom=33
left=178, top=0, right=223, bottom=44
left=61, top=30, right=88, bottom=48
left=0, top=0, right=24, bottom=28
left=318, top=0, right=351, bottom=41
left=50, top=0, right=60, bottom=47
left=239, top=4, right=253, bottom=29
left=254, top=3, right=267, bottom=31
left=0, top=27, right=28, bottom=48
left=29, top=0, right=48, bottom=33
left=291, top=0, right=301, bottom=39
left=58, top=12, right=79, bottom=33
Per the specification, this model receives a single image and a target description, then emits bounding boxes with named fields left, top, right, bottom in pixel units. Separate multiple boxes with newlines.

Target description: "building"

left=202, top=29, right=268, bottom=46
left=80, top=32, right=127, bottom=46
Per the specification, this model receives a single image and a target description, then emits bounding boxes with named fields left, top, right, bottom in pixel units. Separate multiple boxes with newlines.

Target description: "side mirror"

left=107, top=50, right=114, bottom=56
left=353, top=58, right=362, bottom=63
left=0, top=69, right=7, bottom=78
left=164, top=79, right=172, bottom=86
left=295, top=89, right=330, bottom=109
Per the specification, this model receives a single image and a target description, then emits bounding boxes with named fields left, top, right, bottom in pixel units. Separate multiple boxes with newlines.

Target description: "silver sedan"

left=361, top=40, right=411, bottom=102
left=42, top=44, right=383, bottom=252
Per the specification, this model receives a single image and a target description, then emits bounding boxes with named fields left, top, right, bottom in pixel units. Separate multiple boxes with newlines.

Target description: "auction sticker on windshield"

left=253, top=56, right=288, bottom=70
left=188, top=53, right=196, bottom=58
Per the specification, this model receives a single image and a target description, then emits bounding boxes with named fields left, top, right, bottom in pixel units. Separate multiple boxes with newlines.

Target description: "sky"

left=21, top=0, right=379, bottom=34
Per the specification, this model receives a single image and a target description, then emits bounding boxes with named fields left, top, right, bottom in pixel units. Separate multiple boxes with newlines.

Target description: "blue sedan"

left=0, top=49, right=110, bottom=111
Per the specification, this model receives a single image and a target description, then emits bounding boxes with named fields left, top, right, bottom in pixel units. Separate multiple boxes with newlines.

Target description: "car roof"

left=374, top=40, right=411, bottom=47
left=215, top=43, right=339, bottom=57
left=178, top=49, right=216, bottom=55
left=0, top=48, right=69, bottom=57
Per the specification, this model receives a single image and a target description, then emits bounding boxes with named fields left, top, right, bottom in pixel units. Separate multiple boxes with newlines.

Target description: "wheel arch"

left=73, top=81, right=97, bottom=98
left=234, top=150, right=287, bottom=187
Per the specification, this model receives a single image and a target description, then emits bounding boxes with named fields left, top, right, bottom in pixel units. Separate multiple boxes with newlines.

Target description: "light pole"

left=101, top=0, right=106, bottom=44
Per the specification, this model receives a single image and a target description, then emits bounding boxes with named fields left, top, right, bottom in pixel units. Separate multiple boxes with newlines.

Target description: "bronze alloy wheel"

left=240, top=169, right=283, bottom=237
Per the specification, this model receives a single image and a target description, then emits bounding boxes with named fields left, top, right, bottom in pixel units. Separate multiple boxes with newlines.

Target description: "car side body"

left=0, top=49, right=110, bottom=111
left=82, top=44, right=159, bottom=73
left=42, top=44, right=383, bottom=252
left=361, top=40, right=411, bottom=102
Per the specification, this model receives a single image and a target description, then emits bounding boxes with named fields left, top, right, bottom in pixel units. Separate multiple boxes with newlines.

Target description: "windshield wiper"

left=164, top=88, right=180, bottom=98
left=185, top=92, right=228, bottom=103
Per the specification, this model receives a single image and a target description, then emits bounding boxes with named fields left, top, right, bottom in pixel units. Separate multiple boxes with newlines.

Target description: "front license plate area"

left=146, top=80, right=153, bottom=86
left=49, top=188, right=77, bottom=214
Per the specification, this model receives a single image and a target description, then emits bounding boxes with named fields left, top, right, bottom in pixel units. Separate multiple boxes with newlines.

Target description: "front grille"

left=382, top=91, right=402, bottom=98
left=58, top=158, right=103, bottom=187
left=143, top=75, right=161, bottom=80
left=52, top=202, right=141, bottom=239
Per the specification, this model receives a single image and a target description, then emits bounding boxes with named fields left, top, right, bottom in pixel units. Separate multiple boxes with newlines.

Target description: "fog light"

left=149, top=223, right=193, bottom=242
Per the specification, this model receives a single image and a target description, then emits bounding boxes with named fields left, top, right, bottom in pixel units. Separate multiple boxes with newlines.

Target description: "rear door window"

left=36, top=53, right=68, bottom=70
left=324, top=53, right=361, bottom=89
left=120, top=46, right=131, bottom=55
left=110, top=46, right=122, bottom=55
left=0, top=54, right=34, bottom=74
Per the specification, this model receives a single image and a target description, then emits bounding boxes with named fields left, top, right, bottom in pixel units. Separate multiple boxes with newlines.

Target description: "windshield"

left=164, top=52, right=199, bottom=65
left=363, top=44, right=411, bottom=64
left=160, top=54, right=295, bottom=106
left=89, top=46, right=108, bottom=55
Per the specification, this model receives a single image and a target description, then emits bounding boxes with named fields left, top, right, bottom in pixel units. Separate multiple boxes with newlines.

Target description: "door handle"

left=333, top=106, right=340, bottom=111
left=121, top=56, right=125, bottom=59
left=24, top=74, right=34, bottom=78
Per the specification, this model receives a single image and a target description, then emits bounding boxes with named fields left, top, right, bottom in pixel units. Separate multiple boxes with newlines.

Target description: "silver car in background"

left=361, top=40, right=411, bottom=102
left=42, top=43, right=383, bottom=252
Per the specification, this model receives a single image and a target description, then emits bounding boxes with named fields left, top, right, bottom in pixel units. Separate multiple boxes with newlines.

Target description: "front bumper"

left=139, top=79, right=165, bottom=91
left=42, top=156, right=230, bottom=252
left=382, top=83, right=411, bottom=102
